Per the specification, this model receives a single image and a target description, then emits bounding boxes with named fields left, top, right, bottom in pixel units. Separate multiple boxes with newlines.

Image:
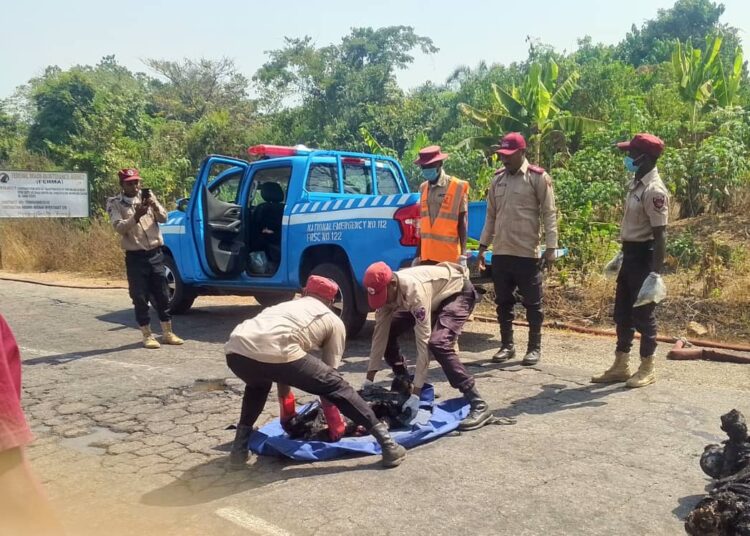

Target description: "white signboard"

left=0, top=171, right=89, bottom=218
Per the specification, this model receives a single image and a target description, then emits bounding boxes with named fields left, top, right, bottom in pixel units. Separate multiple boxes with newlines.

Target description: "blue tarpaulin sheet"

left=247, top=384, right=469, bottom=461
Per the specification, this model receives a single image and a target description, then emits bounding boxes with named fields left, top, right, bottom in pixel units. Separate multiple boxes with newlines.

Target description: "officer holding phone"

left=106, top=168, right=184, bottom=349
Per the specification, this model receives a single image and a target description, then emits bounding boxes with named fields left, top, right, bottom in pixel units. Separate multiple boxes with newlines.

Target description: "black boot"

left=522, top=332, right=542, bottom=366
left=227, top=424, right=253, bottom=470
left=458, top=387, right=492, bottom=431
left=492, top=325, right=515, bottom=363
left=369, top=422, right=407, bottom=468
left=492, top=344, right=515, bottom=363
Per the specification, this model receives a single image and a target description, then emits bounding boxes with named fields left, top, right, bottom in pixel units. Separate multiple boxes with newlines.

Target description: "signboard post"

left=0, top=171, right=89, bottom=218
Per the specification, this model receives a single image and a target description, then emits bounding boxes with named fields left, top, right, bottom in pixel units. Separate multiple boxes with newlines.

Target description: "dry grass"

left=477, top=271, right=750, bottom=343
left=0, top=218, right=124, bottom=276
left=2, top=204, right=749, bottom=342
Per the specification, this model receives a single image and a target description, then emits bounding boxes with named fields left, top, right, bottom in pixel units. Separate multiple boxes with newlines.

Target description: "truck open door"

left=191, top=156, right=250, bottom=278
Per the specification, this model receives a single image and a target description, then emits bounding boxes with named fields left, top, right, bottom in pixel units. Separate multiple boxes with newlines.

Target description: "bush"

left=667, top=231, right=702, bottom=267
left=0, top=218, right=123, bottom=276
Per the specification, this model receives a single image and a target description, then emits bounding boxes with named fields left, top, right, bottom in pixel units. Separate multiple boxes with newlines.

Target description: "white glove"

left=411, top=257, right=421, bottom=267
left=401, top=394, right=420, bottom=424
left=361, top=379, right=374, bottom=391
left=603, top=251, right=623, bottom=278
left=634, top=272, right=667, bottom=307
left=458, top=254, right=468, bottom=268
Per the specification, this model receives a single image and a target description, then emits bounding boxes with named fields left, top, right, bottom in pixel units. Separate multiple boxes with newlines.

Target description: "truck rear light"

left=394, top=204, right=420, bottom=247
left=342, top=157, right=366, bottom=165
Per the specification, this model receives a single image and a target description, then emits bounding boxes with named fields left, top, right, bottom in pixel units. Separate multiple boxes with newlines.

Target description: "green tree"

left=26, top=68, right=96, bottom=154
left=146, top=58, right=253, bottom=123
left=254, top=26, right=437, bottom=148
left=617, top=0, right=740, bottom=66
left=458, top=59, right=601, bottom=165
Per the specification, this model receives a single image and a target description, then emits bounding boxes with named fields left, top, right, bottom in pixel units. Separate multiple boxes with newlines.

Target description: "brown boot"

left=160, top=321, right=184, bottom=345
left=591, top=351, right=632, bottom=383
left=140, top=325, right=160, bottom=349
left=625, top=356, right=656, bottom=388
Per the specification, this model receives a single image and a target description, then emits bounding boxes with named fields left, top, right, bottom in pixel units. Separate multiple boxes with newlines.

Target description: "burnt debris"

left=686, top=409, right=750, bottom=536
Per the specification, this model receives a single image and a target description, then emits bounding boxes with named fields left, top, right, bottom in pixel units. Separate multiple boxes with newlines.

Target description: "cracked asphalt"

left=2, top=277, right=748, bottom=535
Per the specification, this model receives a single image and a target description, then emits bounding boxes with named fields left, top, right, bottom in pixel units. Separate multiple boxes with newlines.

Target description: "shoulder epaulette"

left=527, top=164, right=546, bottom=174
left=494, top=167, right=506, bottom=176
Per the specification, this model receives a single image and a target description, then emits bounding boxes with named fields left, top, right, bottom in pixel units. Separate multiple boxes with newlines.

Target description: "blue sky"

left=1, top=0, right=749, bottom=99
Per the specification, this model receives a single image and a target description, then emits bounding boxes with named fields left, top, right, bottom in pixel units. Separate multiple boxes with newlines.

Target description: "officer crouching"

left=106, top=168, right=184, bottom=349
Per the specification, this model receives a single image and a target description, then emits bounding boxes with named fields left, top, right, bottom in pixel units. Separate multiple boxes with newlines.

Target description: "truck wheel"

left=309, top=263, right=367, bottom=337
left=254, top=291, right=296, bottom=307
left=163, top=254, right=197, bottom=314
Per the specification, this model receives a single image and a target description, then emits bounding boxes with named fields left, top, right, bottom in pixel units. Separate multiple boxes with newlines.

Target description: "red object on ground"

left=279, top=391, right=297, bottom=423
left=667, top=339, right=750, bottom=364
left=320, top=398, right=346, bottom=441
left=0, top=314, right=33, bottom=451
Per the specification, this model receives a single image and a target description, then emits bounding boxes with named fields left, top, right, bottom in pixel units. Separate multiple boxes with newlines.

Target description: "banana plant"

left=714, top=45, right=744, bottom=107
left=458, top=59, right=601, bottom=164
left=671, top=34, right=723, bottom=126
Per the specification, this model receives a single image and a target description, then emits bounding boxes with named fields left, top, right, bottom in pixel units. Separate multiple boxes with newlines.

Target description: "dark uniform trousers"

left=614, top=241, right=658, bottom=357
left=125, top=247, right=171, bottom=327
left=226, top=353, right=379, bottom=430
left=491, top=255, right=544, bottom=338
left=382, top=281, right=477, bottom=393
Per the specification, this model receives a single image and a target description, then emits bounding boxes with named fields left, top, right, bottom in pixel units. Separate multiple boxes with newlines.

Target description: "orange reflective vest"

left=419, top=177, right=468, bottom=263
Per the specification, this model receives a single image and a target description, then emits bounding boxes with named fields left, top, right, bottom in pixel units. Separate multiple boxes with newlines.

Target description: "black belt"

left=622, top=241, right=654, bottom=253
left=125, top=246, right=162, bottom=257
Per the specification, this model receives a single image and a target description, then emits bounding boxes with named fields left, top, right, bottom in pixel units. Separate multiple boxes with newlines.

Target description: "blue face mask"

left=421, top=168, right=439, bottom=182
left=624, top=156, right=639, bottom=173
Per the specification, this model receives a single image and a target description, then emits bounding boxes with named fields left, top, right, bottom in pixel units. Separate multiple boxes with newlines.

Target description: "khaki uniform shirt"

left=423, top=171, right=469, bottom=223
left=620, top=168, right=669, bottom=242
left=106, top=193, right=167, bottom=252
left=368, top=263, right=468, bottom=389
left=224, top=297, right=346, bottom=368
left=479, top=159, right=558, bottom=258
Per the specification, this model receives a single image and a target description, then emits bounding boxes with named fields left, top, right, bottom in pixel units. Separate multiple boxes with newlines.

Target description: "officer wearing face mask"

left=592, top=133, right=669, bottom=388
left=412, top=146, right=469, bottom=268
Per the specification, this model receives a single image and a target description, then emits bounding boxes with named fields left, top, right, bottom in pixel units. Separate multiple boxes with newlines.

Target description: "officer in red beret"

left=477, top=133, right=559, bottom=366
left=592, top=133, right=669, bottom=388
left=412, top=146, right=470, bottom=267
left=106, top=169, right=183, bottom=349
left=224, top=275, right=407, bottom=469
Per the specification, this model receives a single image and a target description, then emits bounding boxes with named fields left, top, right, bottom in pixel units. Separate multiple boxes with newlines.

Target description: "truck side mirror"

left=176, top=198, right=189, bottom=212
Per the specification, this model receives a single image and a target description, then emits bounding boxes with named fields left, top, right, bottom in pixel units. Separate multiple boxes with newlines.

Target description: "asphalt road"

left=2, top=277, right=748, bottom=536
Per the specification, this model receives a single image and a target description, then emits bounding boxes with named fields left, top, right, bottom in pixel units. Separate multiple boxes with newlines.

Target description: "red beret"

left=617, top=133, right=665, bottom=158
left=363, top=261, right=394, bottom=310
left=414, top=145, right=449, bottom=167
left=495, top=132, right=527, bottom=156
left=118, top=168, right=142, bottom=182
left=304, top=275, right=339, bottom=302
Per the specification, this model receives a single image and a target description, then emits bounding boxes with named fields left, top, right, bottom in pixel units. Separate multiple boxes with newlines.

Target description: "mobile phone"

left=141, top=187, right=151, bottom=200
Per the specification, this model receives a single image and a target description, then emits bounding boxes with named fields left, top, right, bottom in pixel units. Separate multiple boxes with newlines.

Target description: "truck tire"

left=254, top=291, right=296, bottom=307
left=309, top=262, right=367, bottom=337
left=163, top=254, right=197, bottom=314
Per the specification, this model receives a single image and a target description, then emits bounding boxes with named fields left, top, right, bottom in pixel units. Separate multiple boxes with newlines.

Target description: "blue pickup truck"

left=158, top=144, right=563, bottom=336
left=160, top=145, right=428, bottom=336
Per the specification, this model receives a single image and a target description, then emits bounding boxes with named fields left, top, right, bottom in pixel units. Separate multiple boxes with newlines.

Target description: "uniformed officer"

left=224, top=275, right=407, bottom=469
left=592, top=133, right=669, bottom=388
left=477, top=133, right=558, bottom=366
left=362, top=261, right=492, bottom=431
left=106, top=168, right=183, bottom=349
left=412, top=146, right=470, bottom=267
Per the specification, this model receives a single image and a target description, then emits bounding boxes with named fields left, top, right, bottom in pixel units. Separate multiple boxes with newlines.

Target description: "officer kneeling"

left=363, top=261, right=492, bottom=431
left=224, top=276, right=407, bottom=469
